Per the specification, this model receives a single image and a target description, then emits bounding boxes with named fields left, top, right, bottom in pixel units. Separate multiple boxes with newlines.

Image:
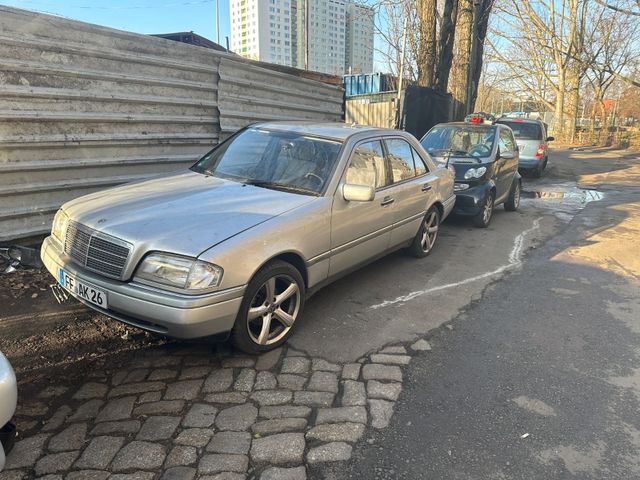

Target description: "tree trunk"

left=416, top=0, right=438, bottom=87
left=554, top=68, right=566, bottom=139
left=434, top=0, right=459, bottom=94
left=450, top=0, right=474, bottom=120
left=468, top=0, right=494, bottom=113
left=566, top=69, right=581, bottom=143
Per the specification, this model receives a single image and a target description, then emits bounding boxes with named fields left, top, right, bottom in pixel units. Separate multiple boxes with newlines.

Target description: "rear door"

left=329, top=139, right=394, bottom=276
left=383, top=137, right=439, bottom=247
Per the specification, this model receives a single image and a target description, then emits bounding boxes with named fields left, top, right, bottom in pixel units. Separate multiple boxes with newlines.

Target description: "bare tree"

left=416, top=0, right=437, bottom=85
left=371, top=0, right=464, bottom=94
left=450, top=0, right=495, bottom=119
left=434, top=0, right=460, bottom=93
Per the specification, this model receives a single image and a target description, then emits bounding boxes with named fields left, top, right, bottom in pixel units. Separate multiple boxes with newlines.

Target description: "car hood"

left=62, top=171, right=317, bottom=257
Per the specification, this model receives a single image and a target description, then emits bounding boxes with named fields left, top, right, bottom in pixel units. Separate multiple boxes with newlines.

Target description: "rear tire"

left=406, top=206, right=441, bottom=258
left=532, top=163, right=543, bottom=178
left=504, top=179, right=521, bottom=211
left=472, top=191, right=494, bottom=228
left=231, top=260, right=305, bottom=355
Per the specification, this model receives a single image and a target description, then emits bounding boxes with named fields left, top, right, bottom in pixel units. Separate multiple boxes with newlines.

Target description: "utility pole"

left=396, top=14, right=408, bottom=129
left=215, top=0, right=220, bottom=44
left=304, top=0, right=309, bottom=70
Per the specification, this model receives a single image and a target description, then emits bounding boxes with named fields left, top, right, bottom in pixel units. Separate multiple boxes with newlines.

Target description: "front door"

left=329, top=139, right=394, bottom=276
left=496, top=128, right=519, bottom=201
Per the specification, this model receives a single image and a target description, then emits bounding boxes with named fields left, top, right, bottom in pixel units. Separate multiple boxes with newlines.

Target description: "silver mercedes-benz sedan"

left=42, top=122, right=455, bottom=353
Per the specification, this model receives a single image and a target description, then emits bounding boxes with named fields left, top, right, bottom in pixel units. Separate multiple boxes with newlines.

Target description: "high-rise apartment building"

left=229, top=0, right=293, bottom=67
left=230, top=0, right=374, bottom=76
left=345, top=3, right=374, bottom=74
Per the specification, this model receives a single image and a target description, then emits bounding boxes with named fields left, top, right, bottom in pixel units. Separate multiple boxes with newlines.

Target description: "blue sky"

left=2, top=0, right=387, bottom=71
left=2, top=0, right=232, bottom=44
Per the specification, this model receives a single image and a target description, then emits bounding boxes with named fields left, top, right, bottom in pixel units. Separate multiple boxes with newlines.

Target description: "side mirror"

left=546, top=136, right=555, bottom=142
left=500, top=151, right=515, bottom=160
left=343, top=183, right=375, bottom=202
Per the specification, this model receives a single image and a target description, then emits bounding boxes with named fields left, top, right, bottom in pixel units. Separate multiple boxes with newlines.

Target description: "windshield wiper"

left=242, top=180, right=318, bottom=196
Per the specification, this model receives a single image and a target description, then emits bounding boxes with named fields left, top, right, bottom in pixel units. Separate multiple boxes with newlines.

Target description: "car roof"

left=496, top=117, right=543, bottom=125
left=432, top=122, right=498, bottom=128
left=251, top=121, right=404, bottom=141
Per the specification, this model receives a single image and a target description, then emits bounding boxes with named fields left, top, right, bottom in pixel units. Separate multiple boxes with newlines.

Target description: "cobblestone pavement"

left=2, top=337, right=434, bottom=480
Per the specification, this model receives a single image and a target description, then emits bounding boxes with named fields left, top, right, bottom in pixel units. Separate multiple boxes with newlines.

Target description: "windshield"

left=497, top=121, right=542, bottom=141
left=191, top=128, right=343, bottom=195
left=420, top=125, right=496, bottom=160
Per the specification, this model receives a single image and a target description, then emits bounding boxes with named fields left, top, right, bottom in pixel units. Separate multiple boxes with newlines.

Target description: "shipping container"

left=343, top=73, right=397, bottom=97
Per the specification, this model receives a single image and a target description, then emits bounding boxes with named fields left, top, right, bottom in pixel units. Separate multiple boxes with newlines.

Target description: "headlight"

left=135, top=253, right=224, bottom=291
left=463, top=166, right=487, bottom=179
left=52, top=209, right=69, bottom=242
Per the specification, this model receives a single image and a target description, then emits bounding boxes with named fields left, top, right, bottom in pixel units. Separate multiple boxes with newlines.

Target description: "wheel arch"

left=430, top=201, right=444, bottom=218
left=253, top=251, right=309, bottom=289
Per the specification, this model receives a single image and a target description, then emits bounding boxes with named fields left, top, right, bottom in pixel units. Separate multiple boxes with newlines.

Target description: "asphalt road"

left=329, top=148, right=640, bottom=480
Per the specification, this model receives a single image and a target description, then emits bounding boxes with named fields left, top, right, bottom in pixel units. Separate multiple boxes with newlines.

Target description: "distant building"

left=230, top=0, right=372, bottom=76
left=345, top=3, right=374, bottom=74
left=305, top=0, right=347, bottom=75
left=152, top=32, right=228, bottom=51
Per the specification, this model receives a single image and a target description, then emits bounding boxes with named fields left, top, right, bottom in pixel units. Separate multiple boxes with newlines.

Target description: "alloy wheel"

left=247, top=274, right=301, bottom=346
left=420, top=211, right=439, bottom=253
left=483, top=195, right=494, bottom=224
left=513, top=182, right=521, bottom=209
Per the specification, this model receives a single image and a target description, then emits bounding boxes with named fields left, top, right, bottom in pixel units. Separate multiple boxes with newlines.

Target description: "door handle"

left=421, top=183, right=432, bottom=192
left=380, top=196, right=395, bottom=206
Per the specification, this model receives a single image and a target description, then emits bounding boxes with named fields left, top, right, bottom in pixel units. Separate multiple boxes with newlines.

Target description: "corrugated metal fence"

left=345, top=92, right=399, bottom=129
left=0, top=6, right=344, bottom=242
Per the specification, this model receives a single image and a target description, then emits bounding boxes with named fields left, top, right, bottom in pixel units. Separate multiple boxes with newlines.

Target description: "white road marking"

left=369, top=217, right=542, bottom=310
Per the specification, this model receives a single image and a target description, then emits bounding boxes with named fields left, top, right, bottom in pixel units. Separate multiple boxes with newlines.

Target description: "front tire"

left=504, top=179, right=521, bottom=211
left=406, top=207, right=440, bottom=258
left=231, top=260, right=305, bottom=354
left=472, top=191, right=495, bottom=228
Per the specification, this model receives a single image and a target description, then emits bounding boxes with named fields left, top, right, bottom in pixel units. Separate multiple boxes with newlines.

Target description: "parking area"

left=0, top=147, right=637, bottom=480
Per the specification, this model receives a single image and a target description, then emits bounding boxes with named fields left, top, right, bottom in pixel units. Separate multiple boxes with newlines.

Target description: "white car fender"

left=0, top=352, right=17, bottom=471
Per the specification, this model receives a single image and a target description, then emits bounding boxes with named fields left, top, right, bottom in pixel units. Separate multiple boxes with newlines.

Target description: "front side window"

left=345, top=140, right=387, bottom=189
left=499, top=129, right=517, bottom=153
left=385, top=138, right=415, bottom=183
left=191, top=128, right=342, bottom=195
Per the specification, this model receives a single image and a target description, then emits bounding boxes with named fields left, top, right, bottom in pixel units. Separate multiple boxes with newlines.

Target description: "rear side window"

left=385, top=138, right=415, bottom=183
left=498, top=121, right=542, bottom=140
left=346, top=140, right=388, bottom=189
left=411, top=147, right=429, bottom=176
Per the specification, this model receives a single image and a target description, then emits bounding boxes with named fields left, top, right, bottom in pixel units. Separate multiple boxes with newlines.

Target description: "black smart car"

left=420, top=119, right=522, bottom=227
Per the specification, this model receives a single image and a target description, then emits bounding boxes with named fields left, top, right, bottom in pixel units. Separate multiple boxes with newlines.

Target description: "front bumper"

left=41, top=236, right=244, bottom=339
left=452, top=183, right=492, bottom=216
left=0, top=353, right=17, bottom=472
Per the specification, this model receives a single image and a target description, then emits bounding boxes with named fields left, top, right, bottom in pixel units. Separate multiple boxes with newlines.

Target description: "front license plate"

left=59, top=268, right=108, bottom=309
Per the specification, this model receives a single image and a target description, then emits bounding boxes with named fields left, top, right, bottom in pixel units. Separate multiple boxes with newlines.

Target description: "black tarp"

left=401, top=85, right=453, bottom=140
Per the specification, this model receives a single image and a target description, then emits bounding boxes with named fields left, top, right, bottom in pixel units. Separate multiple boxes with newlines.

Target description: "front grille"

left=64, top=222, right=131, bottom=279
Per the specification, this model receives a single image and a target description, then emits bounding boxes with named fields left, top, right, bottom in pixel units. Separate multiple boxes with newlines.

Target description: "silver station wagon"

left=42, top=122, right=455, bottom=353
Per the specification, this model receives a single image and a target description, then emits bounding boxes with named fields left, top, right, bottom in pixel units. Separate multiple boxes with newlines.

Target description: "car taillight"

left=470, top=115, right=482, bottom=124
left=535, top=144, right=545, bottom=158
